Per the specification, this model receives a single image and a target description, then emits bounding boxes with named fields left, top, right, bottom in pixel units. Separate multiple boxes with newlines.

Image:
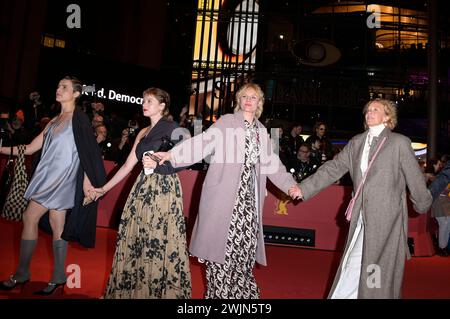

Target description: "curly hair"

left=363, top=98, right=398, bottom=130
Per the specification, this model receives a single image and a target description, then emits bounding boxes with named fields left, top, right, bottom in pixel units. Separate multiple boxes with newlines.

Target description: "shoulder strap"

left=352, top=136, right=387, bottom=201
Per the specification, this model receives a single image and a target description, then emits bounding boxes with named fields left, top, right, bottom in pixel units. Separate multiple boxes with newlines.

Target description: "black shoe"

left=437, top=248, right=449, bottom=257
left=0, top=275, right=29, bottom=291
left=33, top=282, right=66, bottom=296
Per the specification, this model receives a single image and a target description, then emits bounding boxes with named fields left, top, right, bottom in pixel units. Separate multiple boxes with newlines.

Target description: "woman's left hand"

left=83, top=187, right=96, bottom=206
left=288, top=184, right=303, bottom=200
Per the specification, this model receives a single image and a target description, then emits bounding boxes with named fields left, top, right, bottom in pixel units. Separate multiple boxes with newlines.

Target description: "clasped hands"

left=83, top=187, right=99, bottom=206
left=288, top=184, right=303, bottom=200
left=83, top=152, right=163, bottom=205
left=82, top=179, right=106, bottom=205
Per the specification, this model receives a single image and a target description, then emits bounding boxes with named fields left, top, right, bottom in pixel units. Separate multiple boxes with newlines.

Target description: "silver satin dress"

left=24, top=114, right=80, bottom=210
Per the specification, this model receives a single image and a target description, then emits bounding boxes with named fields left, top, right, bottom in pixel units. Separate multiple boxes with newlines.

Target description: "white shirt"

left=361, top=123, right=385, bottom=174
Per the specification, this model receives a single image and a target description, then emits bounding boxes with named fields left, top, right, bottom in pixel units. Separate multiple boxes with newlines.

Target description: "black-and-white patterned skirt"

left=205, top=164, right=260, bottom=299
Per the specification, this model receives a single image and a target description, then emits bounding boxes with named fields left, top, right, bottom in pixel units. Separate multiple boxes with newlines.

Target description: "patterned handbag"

left=2, top=145, right=29, bottom=221
left=0, top=146, right=14, bottom=208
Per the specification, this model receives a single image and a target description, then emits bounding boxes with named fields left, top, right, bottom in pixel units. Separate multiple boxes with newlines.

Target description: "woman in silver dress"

left=0, top=76, right=105, bottom=295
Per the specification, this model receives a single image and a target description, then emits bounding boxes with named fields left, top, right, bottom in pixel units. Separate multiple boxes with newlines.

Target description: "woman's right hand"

left=288, top=184, right=303, bottom=200
left=153, top=151, right=171, bottom=164
left=142, top=154, right=157, bottom=169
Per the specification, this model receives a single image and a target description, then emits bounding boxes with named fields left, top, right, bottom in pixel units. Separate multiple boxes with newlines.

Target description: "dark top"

left=285, top=133, right=305, bottom=157
left=305, top=134, right=334, bottom=161
left=104, top=137, right=131, bottom=165
left=429, top=161, right=450, bottom=200
left=135, top=118, right=180, bottom=175
left=286, top=156, right=319, bottom=182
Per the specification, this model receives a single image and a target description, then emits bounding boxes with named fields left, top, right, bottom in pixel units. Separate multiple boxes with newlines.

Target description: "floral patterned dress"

left=104, top=124, right=191, bottom=299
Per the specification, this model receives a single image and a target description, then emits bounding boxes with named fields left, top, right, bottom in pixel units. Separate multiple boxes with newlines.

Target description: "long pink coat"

left=170, top=111, right=296, bottom=265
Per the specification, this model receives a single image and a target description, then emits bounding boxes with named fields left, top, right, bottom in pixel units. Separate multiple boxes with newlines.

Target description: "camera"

left=127, top=127, right=136, bottom=135
left=127, top=120, right=138, bottom=136
left=29, top=92, right=42, bottom=108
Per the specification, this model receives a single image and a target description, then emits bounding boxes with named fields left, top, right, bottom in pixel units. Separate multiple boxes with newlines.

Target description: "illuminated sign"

left=82, top=85, right=143, bottom=105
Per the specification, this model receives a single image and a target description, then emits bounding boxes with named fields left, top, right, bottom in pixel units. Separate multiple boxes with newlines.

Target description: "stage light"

left=55, top=39, right=66, bottom=48
left=43, top=35, right=55, bottom=48
left=263, top=226, right=315, bottom=247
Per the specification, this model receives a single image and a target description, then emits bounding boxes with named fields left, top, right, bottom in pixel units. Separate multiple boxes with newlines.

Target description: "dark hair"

left=143, top=87, right=170, bottom=117
left=308, top=135, right=321, bottom=146
left=314, top=121, right=327, bottom=133
left=425, top=158, right=440, bottom=174
left=298, top=143, right=311, bottom=152
left=63, top=76, right=83, bottom=102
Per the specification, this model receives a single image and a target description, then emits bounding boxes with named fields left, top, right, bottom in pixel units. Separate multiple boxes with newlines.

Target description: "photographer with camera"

left=94, top=124, right=113, bottom=159
left=0, top=112, right=11, bottom=147
left=104, top=128, right=132, bottom=165
left=286, top=143, right=319, bottom=183
left=0, top=110, right=32, bottom=148
left=23, top=91, right=53, bottom=131
left=103, top=122, right=139, bottom=165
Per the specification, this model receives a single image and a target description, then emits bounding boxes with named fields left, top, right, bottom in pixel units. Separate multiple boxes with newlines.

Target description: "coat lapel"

left=233, top=111, right=246, bottom=155
left=352, top=131, right=367, bottom=185
left=368, top=126, right=390, bottom=161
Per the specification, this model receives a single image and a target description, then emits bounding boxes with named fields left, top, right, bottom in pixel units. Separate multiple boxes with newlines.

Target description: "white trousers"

left=331, top=213, right=364, bottom=299
left=436, top=216, right=450, bottom=249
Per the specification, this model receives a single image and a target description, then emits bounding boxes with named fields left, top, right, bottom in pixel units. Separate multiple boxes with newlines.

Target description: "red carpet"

left=1, top=218, right=449, bottom=299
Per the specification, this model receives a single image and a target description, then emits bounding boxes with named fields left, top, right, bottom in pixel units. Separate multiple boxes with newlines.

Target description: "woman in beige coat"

left=298, top=99, right=432, bottom=298
left=156, top=83, right=300, bottom=298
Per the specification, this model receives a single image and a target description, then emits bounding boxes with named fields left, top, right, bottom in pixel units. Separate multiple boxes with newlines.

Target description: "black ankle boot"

left=0, top=275, right=29, bottom=291
left=33, top=282, right=66, bottom=296
left=437, top=248, right=449, bottom=257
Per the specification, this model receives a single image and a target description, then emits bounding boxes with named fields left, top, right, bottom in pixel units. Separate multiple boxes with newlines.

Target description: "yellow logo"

left=275, top=197, right=290, bottom=215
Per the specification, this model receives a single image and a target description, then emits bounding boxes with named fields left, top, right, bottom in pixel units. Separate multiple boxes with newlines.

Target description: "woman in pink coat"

left=156, top=83, right=301, bottom=298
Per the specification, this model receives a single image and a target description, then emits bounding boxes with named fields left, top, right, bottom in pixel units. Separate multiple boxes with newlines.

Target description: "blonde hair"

left=363, top=98, right=398, bottom=130
left=233, top=83, right=264, bottom=119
